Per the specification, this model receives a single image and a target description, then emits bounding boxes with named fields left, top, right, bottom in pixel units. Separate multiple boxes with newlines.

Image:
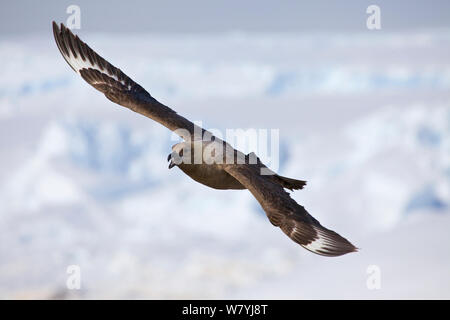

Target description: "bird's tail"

left=275, top=175, right=307, bottom=191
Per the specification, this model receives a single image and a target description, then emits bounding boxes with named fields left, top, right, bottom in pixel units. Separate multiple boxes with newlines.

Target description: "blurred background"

left=0, top=0, right=449, bottom=299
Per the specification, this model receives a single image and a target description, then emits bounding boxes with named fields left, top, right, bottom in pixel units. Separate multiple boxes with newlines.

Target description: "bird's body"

left=52, top=22, right=358, bottom=257
left=171, top=141, right=246, bottom=190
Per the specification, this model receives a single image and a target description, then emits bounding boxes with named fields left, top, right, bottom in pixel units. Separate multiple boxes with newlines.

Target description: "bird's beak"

left=168, top=152, right=176, bottom=169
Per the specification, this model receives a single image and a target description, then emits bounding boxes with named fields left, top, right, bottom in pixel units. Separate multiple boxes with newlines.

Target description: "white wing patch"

left=63, top=49, right=131, bottom=90
left=290, top=225, right=325, bottom=252
left=53, top=24, right=131, bottom=90
left=303, top=231, right=326, bottom=252
left=301, top=226, right=347, bottom=255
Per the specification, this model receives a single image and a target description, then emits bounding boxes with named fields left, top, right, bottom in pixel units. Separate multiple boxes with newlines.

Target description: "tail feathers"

left=276, top=175, right=307, bottom=191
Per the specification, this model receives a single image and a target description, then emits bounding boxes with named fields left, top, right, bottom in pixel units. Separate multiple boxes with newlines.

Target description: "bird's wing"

left=224, top=164, right=357, bottom=256
left=52, top=22, right=207, bottom=140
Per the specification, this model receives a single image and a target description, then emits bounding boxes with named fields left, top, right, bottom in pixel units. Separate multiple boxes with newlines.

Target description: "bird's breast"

left=177, top=163, right=246, bottom=190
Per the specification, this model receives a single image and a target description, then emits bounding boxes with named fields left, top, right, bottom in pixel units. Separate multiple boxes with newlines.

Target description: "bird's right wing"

left=52, top=22, right=206, bottom=140
left=224, top=164, right=357, bottom=257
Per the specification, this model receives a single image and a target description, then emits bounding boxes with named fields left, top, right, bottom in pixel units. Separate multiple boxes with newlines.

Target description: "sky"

left=0, top=0, right=449, bottom=299
left=1, top=0, right=450, bottom=36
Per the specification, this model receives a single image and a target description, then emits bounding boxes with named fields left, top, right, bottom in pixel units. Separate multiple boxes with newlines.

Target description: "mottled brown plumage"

left=53, top=22, right=357, bottom=256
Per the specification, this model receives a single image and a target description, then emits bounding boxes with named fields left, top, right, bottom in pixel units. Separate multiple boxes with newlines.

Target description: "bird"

left=52, top=22, right=357, bottom=257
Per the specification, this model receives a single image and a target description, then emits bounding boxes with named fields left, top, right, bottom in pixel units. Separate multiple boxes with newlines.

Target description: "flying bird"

left=52, top=22, right=357, bottom=257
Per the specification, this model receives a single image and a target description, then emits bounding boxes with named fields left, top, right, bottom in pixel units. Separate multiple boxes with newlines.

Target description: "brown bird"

left=52, top=22, right=357, bottom=256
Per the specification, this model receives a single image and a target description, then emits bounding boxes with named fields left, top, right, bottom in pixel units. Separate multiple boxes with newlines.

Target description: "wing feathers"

left=52, top=22, right=205, bottom=139
left=53, top=22, right=141, bottom=93
left=224, top=165, right=357, bottom=257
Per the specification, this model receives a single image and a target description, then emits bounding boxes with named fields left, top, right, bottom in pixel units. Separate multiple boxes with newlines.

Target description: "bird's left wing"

left=224, top=164, right=358, bottom=257
left=52, top=22, right=207, bottom=140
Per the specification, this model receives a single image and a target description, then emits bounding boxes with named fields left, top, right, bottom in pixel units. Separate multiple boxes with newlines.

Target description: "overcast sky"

left=1, top=0, right=450, bottom=36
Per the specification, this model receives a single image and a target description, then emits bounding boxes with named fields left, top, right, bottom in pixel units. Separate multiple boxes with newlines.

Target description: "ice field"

left=0, top=28, right=449, bottom=298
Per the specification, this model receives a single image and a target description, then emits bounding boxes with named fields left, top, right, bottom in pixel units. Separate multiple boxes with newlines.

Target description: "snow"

left=0, top=29, right=449, bottom=299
